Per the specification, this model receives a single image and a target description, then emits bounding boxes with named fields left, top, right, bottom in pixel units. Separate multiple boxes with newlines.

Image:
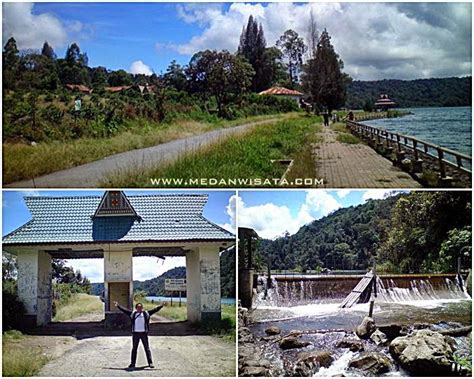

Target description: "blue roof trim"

left=3, top=194, right=234, bottom=245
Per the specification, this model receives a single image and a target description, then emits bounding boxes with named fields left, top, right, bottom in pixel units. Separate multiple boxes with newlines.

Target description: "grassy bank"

left=3, top=113, right=290, bottom=184
left=142, top=299, right=236, bottom=341
left=2, top=330, right=49, bottom=377
left=53, top=293, right=103, bottom=322
left=104, top=114, right=321, bottom=187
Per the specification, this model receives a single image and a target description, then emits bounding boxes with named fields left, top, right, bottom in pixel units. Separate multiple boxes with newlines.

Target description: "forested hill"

left=258, top=192, right=471, bottom=274
left=346, top=76, right=472, bottom=109
left=91, top=246, right=236, bottom=298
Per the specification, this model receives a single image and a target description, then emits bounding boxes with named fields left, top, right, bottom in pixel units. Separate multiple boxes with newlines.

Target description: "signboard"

left=165, top=278, right=186, bottom=292
left=74, top=99, right=82, bottom=112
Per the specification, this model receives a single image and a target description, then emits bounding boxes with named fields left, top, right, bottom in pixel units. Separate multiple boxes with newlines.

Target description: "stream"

left=244, top=275, right=472, bottom=377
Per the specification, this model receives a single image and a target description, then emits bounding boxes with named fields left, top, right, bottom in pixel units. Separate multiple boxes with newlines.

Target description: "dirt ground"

left=20, top=312, right=236, bottom=377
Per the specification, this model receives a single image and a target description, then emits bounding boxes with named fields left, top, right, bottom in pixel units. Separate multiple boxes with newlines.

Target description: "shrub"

left=2, top=284, right=26, bottom=331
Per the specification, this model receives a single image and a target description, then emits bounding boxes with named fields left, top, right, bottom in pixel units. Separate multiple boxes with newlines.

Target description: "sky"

left=237, top=189, right=404, bottom=239
left=2, top=2, right=472, bottom=80
left=2, top=190, right=235, bottom=282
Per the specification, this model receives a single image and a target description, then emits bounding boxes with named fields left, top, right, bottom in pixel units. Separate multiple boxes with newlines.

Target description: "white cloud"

left=362, top=190, right=393, bottom=201
left=129, top=60, right=153, bottom=75
left=20, top=190, right=41, bottom=197
left=219, top=194, right=237, bottom=233
left=66, top=259, right=103, bottom=283
left=171, top=2, right=471, bottom=80
left=2, top=3, right=69, bottom=49
left=336, top=189, right=351, bottom=198
left=237, top=190, right=341, bottom=239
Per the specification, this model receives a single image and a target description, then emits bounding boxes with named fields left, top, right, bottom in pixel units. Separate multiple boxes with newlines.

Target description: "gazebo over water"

left=3, top=191, right=235, bottom=328
left=374, top=94, right=396, bottom=111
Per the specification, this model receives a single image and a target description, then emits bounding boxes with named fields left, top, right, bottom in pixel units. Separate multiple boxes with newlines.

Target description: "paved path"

left=6, top=118, right=280, bottom=188
left=314, top=126, right=422, bottom=188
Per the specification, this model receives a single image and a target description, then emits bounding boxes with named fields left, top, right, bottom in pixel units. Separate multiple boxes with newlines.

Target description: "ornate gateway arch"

left=3, top=191, right=235, bottom=328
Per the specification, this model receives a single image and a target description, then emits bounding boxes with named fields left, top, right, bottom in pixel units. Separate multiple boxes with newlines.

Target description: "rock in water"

left=293, top=351, right=334, bottom=376
left=349, top=352, right=392, bottom=375
left=336, top=338, right=364, bottom=352
left=356, top=317, right=376, bottom=339
left=389, top=329, right=454, bottom=376
left=378, top=324, right=408, bottom=340
left=279, top=336, right=311, bottom=350
left=370, top=329, right=388, bottom=346
left=265, top=326, right=281, bottom=335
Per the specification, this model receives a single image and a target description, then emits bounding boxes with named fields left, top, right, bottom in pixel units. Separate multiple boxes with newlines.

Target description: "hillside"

left=346, top=76, right=471, bottom=109
left=91, top=246, right=236, bottom=298
left=258, top=192, right=471, bottom=274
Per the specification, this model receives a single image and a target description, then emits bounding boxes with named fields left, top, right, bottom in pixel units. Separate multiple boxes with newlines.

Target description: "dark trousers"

left=131, top=332, right=153, bottom=365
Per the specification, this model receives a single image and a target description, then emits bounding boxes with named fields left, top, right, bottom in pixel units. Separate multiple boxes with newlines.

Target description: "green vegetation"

left=258, top=191, right=471, bottom=274
left=53, top=293, right=103, bottom=322
left=336, top=133, right=360, bottom=144
left=104, top=115, right=320, bottom=187
left=347, top=77, right=471, bottom=109
left=3, top=111, right=294, bottom=184
left=2, top=330, right=49, bottom=377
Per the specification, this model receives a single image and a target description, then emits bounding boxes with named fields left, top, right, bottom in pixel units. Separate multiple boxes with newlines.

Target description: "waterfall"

left=376, top=277, right=469, bottom=303
left=254, top=275, right=469, bottom=308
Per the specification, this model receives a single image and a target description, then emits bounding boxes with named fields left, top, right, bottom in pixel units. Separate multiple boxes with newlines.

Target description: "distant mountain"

left=346, top=76, right=471, bottom=109
left=91, top=246, right=236, bottom=298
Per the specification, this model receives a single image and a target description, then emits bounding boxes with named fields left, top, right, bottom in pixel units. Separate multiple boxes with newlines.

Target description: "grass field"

left=104, top=114, right=321, bottom=187
left=53, top=293, right=104, bottom=322
left=141, top=299, right=236, bottom=342
left=3, top=113, right=289, bottom=184
left=2, top=330, right=49, bottom=377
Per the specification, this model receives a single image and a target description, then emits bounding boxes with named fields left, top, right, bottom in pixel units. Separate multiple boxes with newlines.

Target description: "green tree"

left=163, top=60, right=187, bottom=91
left=41, top=41, right=56, bottom=60
left=91, top=66, right=108, bottom=89
left=302, top=29, right=351, bottom=113
left=107, top=69, right=133, bottom=86
left=238, top=15, right=268, bottom=92
left=3, top=37, right=21, bottom=90
left=435, top=227, right=472, bottom=273
left=186, top=50, right=254, bottom=117
left=276, top=29, right=307, bottom=88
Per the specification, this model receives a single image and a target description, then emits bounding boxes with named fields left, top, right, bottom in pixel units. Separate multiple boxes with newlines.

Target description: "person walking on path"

left=323, top=112, right=330, bottom=127
left=114, top=301, right=164, bottom=369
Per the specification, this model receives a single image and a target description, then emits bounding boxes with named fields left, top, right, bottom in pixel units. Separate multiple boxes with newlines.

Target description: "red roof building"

left=259, top=86, right=303, bottom=96
left=65, top=84, right=92, bottom=94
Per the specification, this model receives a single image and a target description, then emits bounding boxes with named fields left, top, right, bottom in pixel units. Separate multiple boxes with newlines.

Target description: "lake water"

left=364, top=106, right=472, bottom=157
left=146, top=296, right=236, bottom=305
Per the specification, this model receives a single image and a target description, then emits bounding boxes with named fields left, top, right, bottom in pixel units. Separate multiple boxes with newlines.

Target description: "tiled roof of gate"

left=3, top=194, right=235, bottom=245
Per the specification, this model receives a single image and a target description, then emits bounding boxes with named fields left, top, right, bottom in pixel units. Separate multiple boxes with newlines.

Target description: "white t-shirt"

left=134, top=312, right=146, bottom=332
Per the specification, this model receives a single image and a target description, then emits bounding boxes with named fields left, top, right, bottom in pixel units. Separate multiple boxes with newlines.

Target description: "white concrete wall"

left=17, top=250, right=52, bottom=325
left=186, top=245, right=221, bottom=322
left=104, top=249, right=133, bottom=311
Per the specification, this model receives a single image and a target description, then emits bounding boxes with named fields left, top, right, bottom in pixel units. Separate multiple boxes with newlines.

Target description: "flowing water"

left=249, top=275, right=472, bottom=376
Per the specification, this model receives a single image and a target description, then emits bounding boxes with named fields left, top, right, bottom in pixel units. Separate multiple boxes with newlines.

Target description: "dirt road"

left=25, top=312, right=235, bottom=377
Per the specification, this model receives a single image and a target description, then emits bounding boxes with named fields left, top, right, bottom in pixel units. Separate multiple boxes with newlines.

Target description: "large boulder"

left=336, top=338, right=364, bottom=352
left=293, top=351, right=334, bottom=376
left=356, top=317, right=376, bottom=339
left=349, top=352, right=392, bottom=375
left=279, top=336, right=311, bottom=350
left=389, top=329, right=454, bottom=376
left=265, top=326, right=281, bottom=336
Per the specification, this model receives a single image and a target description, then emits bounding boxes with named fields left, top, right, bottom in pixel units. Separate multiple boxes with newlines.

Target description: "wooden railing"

left=346, top=120, right=472, bottom=178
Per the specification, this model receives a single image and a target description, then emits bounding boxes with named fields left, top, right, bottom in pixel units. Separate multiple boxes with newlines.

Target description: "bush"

left=2, top=284, right=26, bottom=331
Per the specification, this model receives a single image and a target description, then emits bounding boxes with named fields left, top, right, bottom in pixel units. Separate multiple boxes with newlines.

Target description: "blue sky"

left=237, top=190, right=402, bottom=239
left=2, top=190, right=235, bottom=282
left=3, top=2, right=471, bottom=80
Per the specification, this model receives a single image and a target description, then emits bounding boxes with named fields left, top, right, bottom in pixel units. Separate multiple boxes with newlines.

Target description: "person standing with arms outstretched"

left=114, top=300, right=164, bottom=369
